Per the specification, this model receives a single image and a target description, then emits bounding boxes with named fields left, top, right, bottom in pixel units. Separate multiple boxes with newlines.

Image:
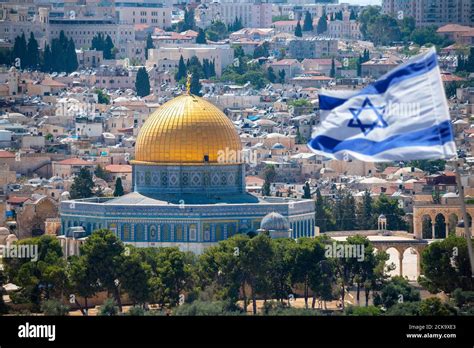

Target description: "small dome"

left=0, top=227, right=9, bottom=235
left=271, top=142, right=285, bottom=149
left=260, top=212, right=290, bottom=231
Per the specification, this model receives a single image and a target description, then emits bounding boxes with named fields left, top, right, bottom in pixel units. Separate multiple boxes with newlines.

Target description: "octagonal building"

left=60, top=94, right=316, bottom=253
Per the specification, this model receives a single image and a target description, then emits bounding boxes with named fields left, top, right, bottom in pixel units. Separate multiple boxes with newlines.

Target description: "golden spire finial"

left=186, top=73, right=192, bottom=94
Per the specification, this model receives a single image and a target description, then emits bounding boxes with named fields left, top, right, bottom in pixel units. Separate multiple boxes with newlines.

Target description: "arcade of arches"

left=413, top=204, right=473, bottom=240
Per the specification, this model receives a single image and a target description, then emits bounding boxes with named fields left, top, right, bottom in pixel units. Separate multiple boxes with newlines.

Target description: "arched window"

left=215, top=225, right=223, bottom=241
left=175, top=225, right=183, bottom=241
left=162, top=224, right=170, bottom=241
left=136, top=224, right=144, bottom=241
left=149, top=225, right=157, bottom=241
left=122, top=224, right=131, bottom=241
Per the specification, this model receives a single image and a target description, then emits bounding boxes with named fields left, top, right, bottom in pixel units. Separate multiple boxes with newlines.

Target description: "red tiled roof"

left=0, top=150, right=15, bottom=158
left=7, top=196, right=30, bottom=204
left=105, top=164, right=132, bottom=173
left=437, top=24, right=472, bottom=33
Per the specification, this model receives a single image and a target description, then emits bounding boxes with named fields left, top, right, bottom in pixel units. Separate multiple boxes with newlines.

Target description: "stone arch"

left=448, top=213, right=458, bottom=236
left=402, top=247, right=419, bottom=281
left=385, top=247, right=401, bottom=277
left=434, top=213, right=447, bottom=239
left=421, top=214, right=432, bottom=239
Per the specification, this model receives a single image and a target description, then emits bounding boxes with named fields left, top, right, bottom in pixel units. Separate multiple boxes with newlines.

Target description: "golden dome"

left=133, top=94, right=242, bottom=165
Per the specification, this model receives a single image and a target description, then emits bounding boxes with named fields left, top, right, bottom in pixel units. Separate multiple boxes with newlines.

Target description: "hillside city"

left=0, top=0, right=472, bottom=317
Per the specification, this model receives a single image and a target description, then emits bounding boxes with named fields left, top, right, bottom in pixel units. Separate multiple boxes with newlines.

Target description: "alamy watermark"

left=0, top=243, right=38, bottom=262
left=217, top=147, right=258, bottom=165
left=325, top=242, right=365, bottom=262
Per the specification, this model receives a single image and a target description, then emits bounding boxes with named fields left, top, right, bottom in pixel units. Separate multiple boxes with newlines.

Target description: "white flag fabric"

left=307, top=47, right=456, bottom=162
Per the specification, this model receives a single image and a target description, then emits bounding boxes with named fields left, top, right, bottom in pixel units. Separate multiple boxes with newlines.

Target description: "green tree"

left=330, top=58, right=336, bottom=78
left=410, top=26, right=446, bottom=46
left=3, top=235, right=66, bottom=311
left=233, top=45, right=245, bottom=59
left=291, top=238, right=326, bottom=309
left=196, top=28, right=207, bottom=44
left=316, top=11, right=328, bottom=34
left=198, top=234, right=250, bottom=309
left=374, top=276, right=420, bottom=309
left=278, top=69, right=286, bottom=83
left=356, top=190, right=376, bottom=230
left=419, top=297, right=457, bottom=316
left=135, top=67, right=150, bottom=98
left=314, top=188, right=333, bottom=232
left=66, top=38, right=78, bottom=73
left=80, top=229, right=125, bottom=311
left=303, top=11, right=314, bottom=32
left=349, top=9, right=357, bottom=20
left=373, top=194, right=407, bottom=230
left=242, top=234, right=274, bottom=314
left=98, top=298, right=119, bottom=316
left=267, top=66, right=276, bottom=83
left=120, top=248, right=151, bottom=305
left=189, top=72, right=202, bottom=96
left=419, top=235, right=474, bottom=293
left=12, top=33, right=27, bottom=69
left=302, top=182, right=311, bottom=199
left=70, top=167, right=95, bottom=199
left=41, top=299, right=69, bottom=316
left=67, top=255, right=99, bottom=315
left=94, top=88, right=110, bottom=104
left=207, top=20, right=229, bottom=41
left=27, top=33, right=39, bottom=69
left=176, top=55, right=187, bottom=81
left=114, top=177, right=125, bottom=197
left=295, top=20, right=303, bottom=37
left=145, top=33, right=154, bottom=60
left=262, top=164, right=276, bottom=196
left=407, top=159, right=445, bottom=174
left=253, top=42, right=270, bottom=59
left=42, top=44, right=52, bottom=72
left=146, top=247, right=194, bottom=308
left=344, top=305, right=381, bottom=316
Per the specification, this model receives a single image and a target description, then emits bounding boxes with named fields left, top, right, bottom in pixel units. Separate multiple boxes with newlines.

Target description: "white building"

left=197, top=1, right=272, bottom=29
left=147, top=44, right=234, bottom=77
left=115, top=1, right=172, bottom=29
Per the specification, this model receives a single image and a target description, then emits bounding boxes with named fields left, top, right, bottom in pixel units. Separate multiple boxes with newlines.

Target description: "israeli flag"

left=307, top=47, right=456, bottom=162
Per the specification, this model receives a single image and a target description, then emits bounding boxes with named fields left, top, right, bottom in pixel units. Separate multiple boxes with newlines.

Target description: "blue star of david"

left=347, top=97, right=388, bottom=135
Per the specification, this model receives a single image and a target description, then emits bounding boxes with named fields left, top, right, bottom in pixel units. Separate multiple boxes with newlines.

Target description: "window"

left=122, top=224, right=131, bottom=240
left=189, top=224, right=197, bottom=241
left=135, top=225, right=144, bottom=241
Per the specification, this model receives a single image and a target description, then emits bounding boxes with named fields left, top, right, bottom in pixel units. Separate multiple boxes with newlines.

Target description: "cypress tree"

left=330, top=58, right=336, bottom=78
left=104, top=35, right=115, bottom=59
left=135, top=67, right=150, bottom=97
left=114, top=177, right=124, bottom=197
left=27, top=33, right=39, bottom=69
left=12, top=33, right=27, bottom=69
left=267, top=67, right=276, bottom=83
left=196, top=28, right=207, bottom=44
left=189, top=73, right=202, bottom=96
left=317, top=11, right=328, bottom=34
left=303, top=11, right=313, bottom=32
left=145, top=33, right=154, bottom=60
left=295, top=20, right=303, bottom=37
left=176, top=55, right=187, bottom=81
left=66, top=38, right=78, bottom=73
left=209, top=59, right=216, bottom=77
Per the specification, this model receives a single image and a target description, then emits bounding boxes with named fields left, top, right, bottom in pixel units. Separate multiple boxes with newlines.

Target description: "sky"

left=342, top=0, right=382, bottom=5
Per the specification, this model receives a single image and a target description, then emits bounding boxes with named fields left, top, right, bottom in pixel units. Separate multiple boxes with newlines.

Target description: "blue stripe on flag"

left=319, top=52, right=438, bottom=111
left=307, top=120, right=453, bottom=156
